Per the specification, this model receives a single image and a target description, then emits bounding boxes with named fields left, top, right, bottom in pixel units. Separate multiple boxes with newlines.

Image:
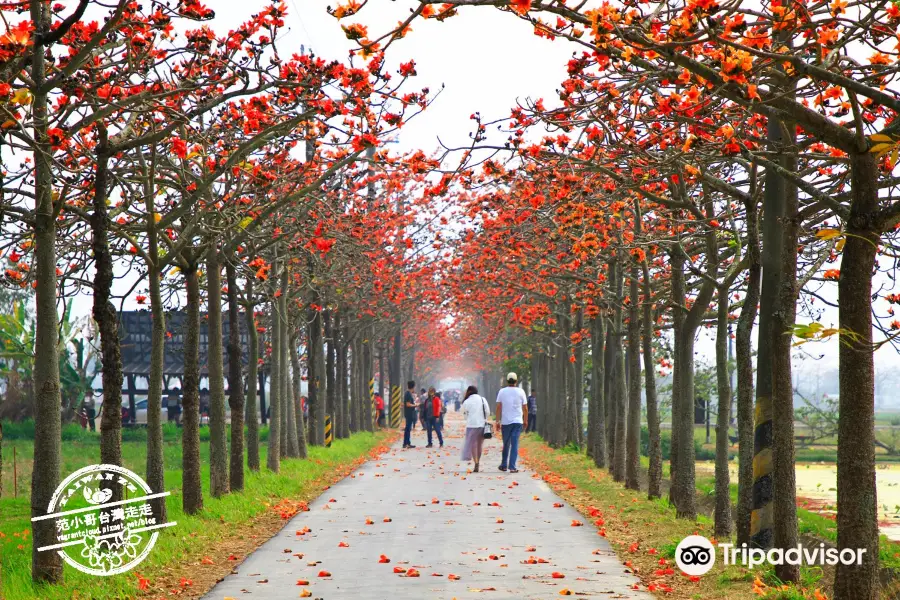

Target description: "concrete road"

left=202, top=413, right=650, bottom=599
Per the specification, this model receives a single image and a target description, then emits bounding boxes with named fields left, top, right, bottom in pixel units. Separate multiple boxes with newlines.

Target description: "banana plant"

left=0, top=301, right=35, bottom=378
left=0, top=301, right=98, bottom=421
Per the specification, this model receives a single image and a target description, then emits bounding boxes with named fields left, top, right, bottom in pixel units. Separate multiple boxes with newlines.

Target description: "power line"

left=288, top=0, right=316, bottom=52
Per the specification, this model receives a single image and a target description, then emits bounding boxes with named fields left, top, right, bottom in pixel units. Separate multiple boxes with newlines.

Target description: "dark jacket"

left=404, top=390, right=417, bottom=420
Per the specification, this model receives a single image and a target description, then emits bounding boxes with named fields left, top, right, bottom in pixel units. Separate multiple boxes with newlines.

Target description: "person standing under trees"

left=85, top=390, right=98, bottom=432
left=374, top=392, right=385, bottom=427
left=425, top=387, right=444, bottom=448
left=167, top=386, right=182, bottom=425
left=403, top=381, right=417, bottom=449
left=496, top=372, right=528, bottom=473
left=526, top=390, right=537, bottom=433
left=461, top=385, right=490, bottom=472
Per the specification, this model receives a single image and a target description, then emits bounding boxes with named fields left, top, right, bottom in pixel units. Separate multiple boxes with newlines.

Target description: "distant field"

left=650, top=419, right=900, bottom=462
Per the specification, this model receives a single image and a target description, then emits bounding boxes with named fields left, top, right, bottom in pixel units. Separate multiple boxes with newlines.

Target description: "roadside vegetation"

left=1, top=428, right=394, bottom=600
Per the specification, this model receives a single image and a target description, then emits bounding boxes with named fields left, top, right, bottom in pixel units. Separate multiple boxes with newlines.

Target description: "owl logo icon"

left=83, top=486, right=113, bottom=505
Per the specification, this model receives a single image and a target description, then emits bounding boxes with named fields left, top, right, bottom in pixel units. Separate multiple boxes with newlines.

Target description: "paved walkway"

left=202, top=412, right=650, bottom=599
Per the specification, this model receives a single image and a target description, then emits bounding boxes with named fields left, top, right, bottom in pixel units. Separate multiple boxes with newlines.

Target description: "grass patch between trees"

left=520, top=434, right=832, bottom=600
left=0, top=428, right=395, bottom=600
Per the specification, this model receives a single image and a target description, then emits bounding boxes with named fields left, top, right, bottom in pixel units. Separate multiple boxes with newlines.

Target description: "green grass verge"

left=1, top=429, right=390, bottom=600
left=521, top=434, right=834, bottom=600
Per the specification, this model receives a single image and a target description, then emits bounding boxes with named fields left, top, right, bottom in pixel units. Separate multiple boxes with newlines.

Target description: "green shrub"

left=640, top=426, right=672, bottom=459
left=1, top=420, right=35, bottom=440
left=640, top=426, right=732, bottom=461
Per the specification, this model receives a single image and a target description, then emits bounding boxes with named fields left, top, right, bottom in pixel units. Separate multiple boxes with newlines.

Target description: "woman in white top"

left=460, top=385, right=491, bottom=472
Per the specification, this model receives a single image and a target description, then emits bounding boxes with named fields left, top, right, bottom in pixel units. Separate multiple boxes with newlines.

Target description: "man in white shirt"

left=495, top=372, right=528, bottom=473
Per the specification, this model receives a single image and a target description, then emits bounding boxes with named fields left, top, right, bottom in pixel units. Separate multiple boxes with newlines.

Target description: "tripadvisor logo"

left=675, top=535, right=716, bottom=576
left=31, top=464, right=176, bottom=576
left=675, top=535, right=867, bottom=577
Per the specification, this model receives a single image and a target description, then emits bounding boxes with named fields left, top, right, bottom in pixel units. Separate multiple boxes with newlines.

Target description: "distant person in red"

left=374, top=393, right=385, bottom=427
left=425, top=387, right=444, bottom=448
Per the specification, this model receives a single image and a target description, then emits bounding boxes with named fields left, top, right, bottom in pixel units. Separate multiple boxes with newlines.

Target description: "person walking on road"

left=496, top=372, right=528, bottom=473
left=460, top=385, right=490, bottom=472
left=526, top=390, right=537, bottom=432
left=425, top=387, right=444, bottom=448
left=403, top=381, right=417, bottom=448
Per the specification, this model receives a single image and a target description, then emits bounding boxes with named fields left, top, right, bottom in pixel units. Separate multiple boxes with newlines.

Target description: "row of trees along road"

left=325, top=0, right=900, bottom=598
left=0, top=0, right=466, bottom=586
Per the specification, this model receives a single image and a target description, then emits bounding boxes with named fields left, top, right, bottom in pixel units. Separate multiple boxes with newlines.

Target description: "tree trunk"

left=267, top=293, right=282, bottom=473
left=574, top=309, right=585, bottom=446
left=605, top=260, right=618, bottom=466
left=714, top=286, right=733, bottom=538
left=30, top=0, right=63, bottom=581
left=668, top=247, right=694, bottom=519
left=333, top=314, right=345, bottom=438
left=182, top=266, right=204, bottom=514
left=641, top=263, right=662, bottom=500
left=378, top=341, right=386, bottom=414
left=146, top=261, right=166, bottom=520
left=325, top=311, right=336, bottom=420
left=338, top=316, right=350, bottom=438
left=612, top=328, right=627, bottom=483
left=226, top=262, right=244, bottom=492
left=406, top=342, right=416, bottom=382
left=206, top=246, right=228, bottom=497
left=283, top=306, right=299, bottom=458
left=612, top=259, right=626, bottom=482
left=349, top=335, right=360, bottom=434
left=589, top=317, right=606, bottom=467
left=291, top=331, right=308, bottom=458
left=279, top=313, right=289, bottom=459
left=736, top=194, right=761, bottom=546
left=752, top=114, right=785, bottom=549
left=245, top=280, right=260, bottom=472
left=391, top=320, right=402, bottom=430
left=833, top=151, right=880, bottom=600
left=771, top=138, right=800, bottom=582
left=90, top=132, right=123, bottom=480
left=625, top=267, right=641, bottom=491
left=307, top=300, right=324, bottom=445
left=552, top=339, right=566, bottom=447
left=363, top=325, right=374, bottom=432
left=560, top=310, right=573, bottom=446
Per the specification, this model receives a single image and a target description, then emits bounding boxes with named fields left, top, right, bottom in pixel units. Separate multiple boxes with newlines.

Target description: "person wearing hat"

left=495, top=372, right=528, bottom=473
